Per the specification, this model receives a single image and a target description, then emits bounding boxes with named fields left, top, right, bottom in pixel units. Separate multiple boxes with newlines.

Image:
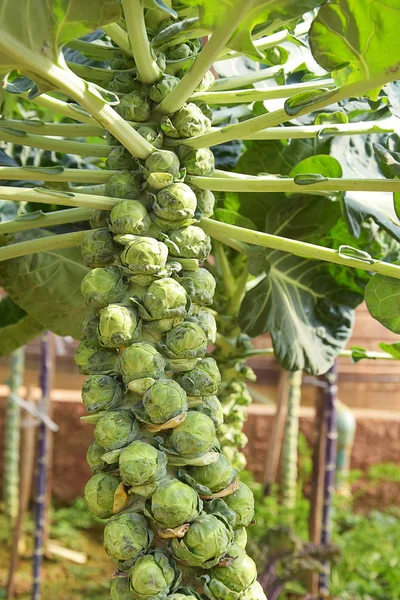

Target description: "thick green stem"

left=200, top=218, right=400, bottom=280
left=0, top=167, right=115, bottom=183
left=0, top=128, right=110, bottom=157
left=191, top=79, right=335, bottom=104
left=25, top=94, right=97, bottom=125
left=0, top=119, right=105, bottom=137
left=66, top=62, right=119, bottom=84
left=0, top=186, right=117, bottom=210
left=0, top=207, right=92, bottom=235
left=214, top=241, right=236, bottom=298
left=103, top=24, right=133, bottom=56
left=209, top=61, right=301, bottom=91
left=0, top=230, right=91, bottom=262
left=238, top=348, right=400, bottom=361
left=122, top=0, right=162, bottom=83
left=282, top=370, right=302, bottom=511
left=236, top=121, right=395, bottom=140
left=226, top=263, right=248, bottom=317
left=65, top=39, right=119, bottom=60
left=156, top=0, right=252, bottom=114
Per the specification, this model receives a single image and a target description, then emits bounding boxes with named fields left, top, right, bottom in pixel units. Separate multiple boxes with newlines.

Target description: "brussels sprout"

left=82, top=374, right=124, bottom=413
left=94, top=410, right=141, bottom=451
left=81, top=266, right=128, bottom=308
left=153, top=183, right=197, bottom=222
left=168, top=591, right=202, bottom=600
left=120, top=343, right=165, bottom=392
left=110, top=51, right=136, bottom=70
left=223, top=483, right=254, bottom=528
left=106, top=130, right=121, bottom=147
left=188, top=309, right=216, bottom=344
left=81, top=229, right=120, bottom=268
left=202, top=498, right=236, bottom=529
left=81, top=309, right=100, bottom=340
left=177, top=358, right=221, bottom=397
left=161, top=103, right=211, bottom=139
left=149, top=75, right=180, bottom=103
left=129, top=551, right=178, bottom=600
left=105, top=171, right=141, bottom=200
left=195, top=396, right=224, bottom=428
left=154, top=49, right=167, bottom=72
left=140, top=278, right=188, bottom=321
left=142, top=379, right=187, bottom=424
left=109, top=72, right=137, bottom=94
left=110, top=200, right=151, bottom=236
left=90, top=209, right=110, bottom=229
left=145, top=150, right=181, bottom=179
left=148, top=479, right=202, bottom=528
left=106, top=146, right=137, bottom=171
left=74, top=340, right=119, bottom=376
left=188, top=454, right=237, bottom=495
left=167, top=40, right=200, bottom=62
left=86, top=440, right=115, bottom=474
left=104, top=513, right=152, bottom=570
left=161, top=321, right=208, bottom=360
left=206, top=545, right=257, bottom=599
left=116, top=91, right=151, bottom=122
left=195, top=70, right=215, bottom=92
left=164, top=227, right=211, bottom=262
left=110, top=577, right=132, bottom=600
left=120, top=237, right=169, bottom=281
left=191, top=187, right=215, bottom=218
left=146, top=172, right=175, bottom=192
left=170, top=412, right=216, bottom=458
left=172, top=512, right=233, bottom=568
left=136, top=124, right=164, bottom=149
left=98, top=304, right=141, bottom=348
left=178, top=146, right=215, bottom=176
left=119, top=440, right=167, bottom=494
left=178, top=269, right=216, bottom=306
left=233, top=527, right=247, bottom=550
left=241, top=582, right=267, bottom=600
left=84, top=473, right=129, bottom=519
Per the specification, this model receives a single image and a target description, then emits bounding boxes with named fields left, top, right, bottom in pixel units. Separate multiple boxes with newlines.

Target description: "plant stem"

left=188, top=174, right=400, bottom=193
left=3, top=348, right=25, bottom=521
left=200, top=218, right=400, bottom=280
left=0, top=230, right=90, bottom=262
left=122, top=0, right=161, bottom=83
left=226, top=262, right=248, bottom=316
left=0, top=167, right=114, bottom=183
left=236, top=348, right=400, bottom=361
left=191, top=78, right=335, bottom=104
left=25, top=94, right=97, bottom=125
left=282, top=370, right=302, bottom=512
left=66, top=62, right=119, bottom=84
left=335, top=401, right=356, bottom=495
left=156, top=0, right=252, bottom=115
left=214, top=241, right=236, bottom=297
left=0, top=208, right=91, bottom=235
left=0, top=186, right=117, bottom=209
left=0, top=128, right=110, bottom=157
left=209, top=61, right=302, bottom=91
left=65, top=39, right=119, bottom=60
left=103, top=24, right=133, bottom=56
left=0, top=119, right=105, bottom=137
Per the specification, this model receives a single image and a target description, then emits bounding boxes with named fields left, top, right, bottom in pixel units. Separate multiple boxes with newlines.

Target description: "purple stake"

left=318, top=360, right=338, bottom=597
left=32, top=332, right=51, bottom=600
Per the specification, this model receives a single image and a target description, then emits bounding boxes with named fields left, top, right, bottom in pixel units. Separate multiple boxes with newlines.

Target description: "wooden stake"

left=263, top=369, right=289, bottom=495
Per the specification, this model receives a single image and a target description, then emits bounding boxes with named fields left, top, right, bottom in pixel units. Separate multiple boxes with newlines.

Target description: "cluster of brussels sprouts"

left=74, top=12, right=264, bottom=600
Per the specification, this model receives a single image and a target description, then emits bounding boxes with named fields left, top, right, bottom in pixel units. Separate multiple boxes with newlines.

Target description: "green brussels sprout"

left=104, top=513, right=152, bottom=570
left=233, top=527, right=247, bottom=550
left=105, top=171, right=141, bottom=200
left=167, top=40, right=200, bottom=62
left=81, top=229, right=120, bottom=268
left=120, top=343, right=165, bottom=392
left=149, top=75, right=180, bottom=103
left=178, top=146, right=215, bottom=176
left=129, top=551, right=178, bottom=600
left=140, top=278, right=188, bottom=321
left=110, top=51, right=136, bottom=70
left=110, top=577, right=132, bottom=600
left=146, top=172, right=175, bottom=192
left=195, top=70, right=215, bottom=92
left=172, top=512, right=233, bottom=568
left=145, top=150, right=180, bottom=179
left=188, top=454, right=237, bottom=494
left=206, top=545, right=257, bottom=599
left=195, top=396, right=224, bottom=428
left=164, top=227, right=211, bottom=262
left=82, top=374, right=124, bottom=413
left=105, top=130, right=121, bottom=147
left=110, top=200, right=151, bottom=236
left=120, top=237, right=169, bottom=281
left=94, top=410, right=141, bottom=451
left=224, top=407, right=247, bottom=427
left=81, top=309, right=100, bottom=340
left=106, top=146, right=137, bottom=171
left=223, top=483, right=254, bottom=528
left=81, top=266, right=128, bottom=308
left=98, top=304, right=141, bottom=348
left=153, top=183, right=197, bottom=222
left=179, top=269, right=216, bottom=306
left=202, top=498, right=236, bottom=529
left=109, top=72, right=137, bottom=94
left=168, top=591, right=201, bottom=600
left=119, top=440, right=167, bottom=495
left=154, top=49, right=167, bottom=72
left=170, top=412, right=216, bottom=458
left=136, top=125, right=164, bottom=149
left=191, top=187, right=215, bottom=218
left=177, top=358, right=221, bottom=397
left=74, top=340, right=119, bottom=375
left=161, top=321, right=208, bottom=360
left=161, top=103, right=211, bottom=139
left=187, top=309, right=216, bottom=344
left=142, top=379, right=187, bottom=424
left=84, top=473, right=129, bottom=519
left=90, top=209, right=109, bottom=229
left=116, top=91, right=151, bottom=122
left=148, top=479, right=202, bottom=527
left=86, top=440, right=115, bottom=474
left=241, top=582, right=267, bottom=600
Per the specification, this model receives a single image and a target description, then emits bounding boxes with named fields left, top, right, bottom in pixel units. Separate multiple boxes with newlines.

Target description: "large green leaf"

left=365, top=271, right=400, bottom=333
left=310, top=0, right=400, bottom=92
left=0, top=230, right=89, bottom=339
left=0, top=296, right=44, bottom=356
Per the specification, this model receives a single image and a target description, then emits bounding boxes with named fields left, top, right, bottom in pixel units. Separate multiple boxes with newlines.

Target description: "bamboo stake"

left=263, top=369, right=289, bottom=495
